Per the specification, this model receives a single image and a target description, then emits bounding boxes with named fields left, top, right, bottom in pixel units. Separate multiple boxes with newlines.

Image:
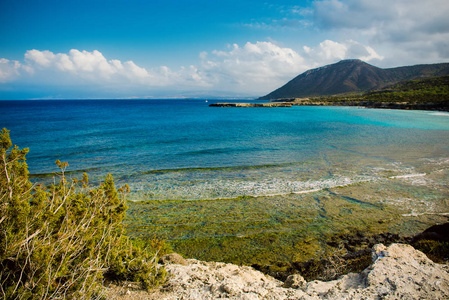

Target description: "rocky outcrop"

left=304, top=244, right=449, bottom=299
left=159, top=253, right=189, bottom=266
left=138, top=243, right=449, bottom=299
left=106, top=243, right=448, bottom=299
left=209, top=102, right=292, bottom=107
left=412, top=223, right=449, bottom=243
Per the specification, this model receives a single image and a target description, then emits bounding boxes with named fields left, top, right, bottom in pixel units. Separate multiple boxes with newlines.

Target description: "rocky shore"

left=209, top=102, right=293, bottom=107
left=210, top=98, right=449, bottom=111
left=284, top=98, right=449, bottom=111
left=107, top=243, right=449, bottom=299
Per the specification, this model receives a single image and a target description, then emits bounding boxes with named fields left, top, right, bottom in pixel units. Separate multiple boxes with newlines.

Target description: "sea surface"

left=3, top=99, right=449, bottom=262
left=2, top=99, right=449, bottom=202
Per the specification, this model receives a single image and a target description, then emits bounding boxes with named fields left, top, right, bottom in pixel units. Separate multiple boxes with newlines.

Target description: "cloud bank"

left=313, top=0, right=449, bottom=66
left=0, top=39, right=382, bottom=98
left=0, top=58, right=31, bottom=83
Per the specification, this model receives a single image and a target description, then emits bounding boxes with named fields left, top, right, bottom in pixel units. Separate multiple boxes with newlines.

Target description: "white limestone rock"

left=109, top=244, right=449, bottom=299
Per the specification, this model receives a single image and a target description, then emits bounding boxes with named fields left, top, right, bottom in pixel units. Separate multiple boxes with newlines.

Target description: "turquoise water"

left=2, top=99, right=449, bottom=201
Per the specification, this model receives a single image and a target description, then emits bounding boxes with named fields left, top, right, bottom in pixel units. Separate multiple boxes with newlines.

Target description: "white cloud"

left=0, top=58, right=29, bottom=83
left=55, top=54, right=75, bottom=72
left=23, top=49, right=174, bottom=85
left=196, top=40, right=381, bottom=93
left=15, top=49, right=209, bottom=91
left=199, top=41, right=305, bottom=91
left=25, top=49, right=124, bottom=79
left=0, top=40, right=385, bottom=96
left=16, top=44, right=307, bottom=94
left=70, top=49, right=111, bottom=74
left=237, top=1, right=449, bottom=68
left=303, top=40, right=383, bottom=67
left=123, top=60, right=150, bottom=80
left=313, top=0, right=449, bottom=66
left=24, top=49, right=55, bottom=67
left=314, top=0, right=449, bottom=34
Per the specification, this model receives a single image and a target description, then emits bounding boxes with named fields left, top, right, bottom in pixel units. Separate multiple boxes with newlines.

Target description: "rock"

left=157, top=259, right=307, bottom=299
left=412, top=222, right=449, bottom=242
left=283, top=274, right=306, bottom=289
left=309, top=243, right=449, bottom=299
left=372, top=243, right=388, bottom=261
left=147, top=244, right=449, bottom=300
left=159, top=253, right=189, bottom=266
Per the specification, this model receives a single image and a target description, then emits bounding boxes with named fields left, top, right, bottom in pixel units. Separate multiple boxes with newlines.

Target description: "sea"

left=3, top=99, right=449, bottom=262
left=2, top=99, right=449, bottom=203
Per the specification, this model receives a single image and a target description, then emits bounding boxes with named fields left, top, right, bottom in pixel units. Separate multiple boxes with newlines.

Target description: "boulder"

left=159, top=253, right=189, bottom=266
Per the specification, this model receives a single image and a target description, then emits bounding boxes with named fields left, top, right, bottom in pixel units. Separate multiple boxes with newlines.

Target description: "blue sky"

left=1, top=0, right=449, bottom=99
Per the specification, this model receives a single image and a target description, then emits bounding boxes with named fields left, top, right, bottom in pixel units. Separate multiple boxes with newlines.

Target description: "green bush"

left=0, top=128, right=166, bottom=299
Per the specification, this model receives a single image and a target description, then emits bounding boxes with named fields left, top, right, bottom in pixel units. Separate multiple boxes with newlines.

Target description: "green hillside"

left=318, top=75, right=449, bottom=106
left=260, top=60, right=449, bottom=100
left=362, top=75, right=449, bottom=103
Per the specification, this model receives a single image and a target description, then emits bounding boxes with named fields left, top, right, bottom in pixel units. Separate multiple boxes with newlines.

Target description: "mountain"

left=259, top=59, right=449, bottom=100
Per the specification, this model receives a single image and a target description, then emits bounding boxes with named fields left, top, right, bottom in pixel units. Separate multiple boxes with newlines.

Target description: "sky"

left=1, top=0, right=449, bottom=99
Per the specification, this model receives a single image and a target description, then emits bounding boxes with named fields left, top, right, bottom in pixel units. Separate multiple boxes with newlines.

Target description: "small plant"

left=0, top=128, right=166, bottom=299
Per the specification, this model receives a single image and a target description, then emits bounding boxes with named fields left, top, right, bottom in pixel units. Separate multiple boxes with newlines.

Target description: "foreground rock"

left=108, top=243, right=449, bottom=299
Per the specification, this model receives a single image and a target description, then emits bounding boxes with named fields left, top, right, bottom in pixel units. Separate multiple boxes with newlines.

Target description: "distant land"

left=212, top=72, right=449, bottom=111
left=259, top=59, right=449, bottom=100
left=258, top=75, right=449, bottom=111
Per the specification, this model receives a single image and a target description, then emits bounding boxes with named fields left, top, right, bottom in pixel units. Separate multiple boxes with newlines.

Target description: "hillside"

left=259, top=60, right=449, bottom=100
left=278, top=75, right=449, bottom=111
left=362, top=75, right=449, bottom=103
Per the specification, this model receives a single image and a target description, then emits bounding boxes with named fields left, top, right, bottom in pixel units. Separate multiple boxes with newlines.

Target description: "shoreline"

left=209, top=102, right=293, bottom=107
left=210, top=99, right=449, bottom=111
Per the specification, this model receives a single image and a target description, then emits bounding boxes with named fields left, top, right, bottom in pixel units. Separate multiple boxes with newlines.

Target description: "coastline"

left=209, top=102, right=293, bottom=107
left=210, top=98, right=449, bottom=111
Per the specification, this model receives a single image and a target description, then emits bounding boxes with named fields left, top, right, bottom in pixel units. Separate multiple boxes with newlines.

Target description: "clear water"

left=2, top=99, right=449, bottom=202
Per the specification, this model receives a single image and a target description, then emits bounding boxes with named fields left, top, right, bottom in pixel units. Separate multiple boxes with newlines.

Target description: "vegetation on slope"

left=362, top=75, right=449, bottom=103
left=0, top=128, right=167, bottom=299
left=326, top=75, right=449, bottom=104
left=275, top=75, right=449, bottom=110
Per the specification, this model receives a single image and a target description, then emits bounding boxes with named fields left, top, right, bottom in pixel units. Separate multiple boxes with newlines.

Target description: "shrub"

left=0, top=128, right=166, bottom=299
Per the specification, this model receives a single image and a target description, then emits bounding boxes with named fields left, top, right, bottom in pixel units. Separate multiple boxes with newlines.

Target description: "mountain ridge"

left=259, top=60, right=449, bottom=100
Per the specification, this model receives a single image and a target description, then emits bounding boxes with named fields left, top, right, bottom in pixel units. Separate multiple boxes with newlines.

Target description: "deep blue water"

left=2, top=99, right=449, bottom=200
